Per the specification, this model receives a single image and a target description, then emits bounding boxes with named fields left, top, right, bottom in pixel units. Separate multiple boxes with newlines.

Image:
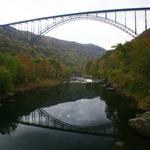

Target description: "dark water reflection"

left=44, top=97, right=110, bottom=126
left=0, top=82, right=149, bottom=150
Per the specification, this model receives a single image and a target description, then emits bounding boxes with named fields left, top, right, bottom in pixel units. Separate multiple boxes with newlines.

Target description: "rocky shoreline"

left=129, top=111, right=150, bottom=138
left=0, top=79, right=61, bottom=104
left=100, top=79, right=150, bottom=138
left=107, top=81, right=150, bottom=138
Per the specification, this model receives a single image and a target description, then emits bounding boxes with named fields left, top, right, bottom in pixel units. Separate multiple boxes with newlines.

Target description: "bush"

left=0, top=66, right=13, bottom=93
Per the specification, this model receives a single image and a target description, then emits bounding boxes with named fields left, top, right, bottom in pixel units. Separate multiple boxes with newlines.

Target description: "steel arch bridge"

left=1, top=7, right=150, bottom=44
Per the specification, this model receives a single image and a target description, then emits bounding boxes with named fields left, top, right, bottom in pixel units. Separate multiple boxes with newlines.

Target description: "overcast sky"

left=1, top=0, right=150, bottom=49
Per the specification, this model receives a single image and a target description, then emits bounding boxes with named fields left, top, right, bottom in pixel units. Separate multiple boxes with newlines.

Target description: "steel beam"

left=134, top=11, right=137, bottom=34
left=1, top=7, right=150, bottom=26
left=145, top=10, right=147, bottom=30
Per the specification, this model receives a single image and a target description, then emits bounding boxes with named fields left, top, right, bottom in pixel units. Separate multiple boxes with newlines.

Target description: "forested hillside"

left=86, top=29, right=150, bottom=109
left=0, top=26, right=105, bottom=94
left=0, top=26, right=105, bottom=73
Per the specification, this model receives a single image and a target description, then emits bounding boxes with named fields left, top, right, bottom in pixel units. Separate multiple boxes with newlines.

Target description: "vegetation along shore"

left=86, top=29, right=150, bottom=137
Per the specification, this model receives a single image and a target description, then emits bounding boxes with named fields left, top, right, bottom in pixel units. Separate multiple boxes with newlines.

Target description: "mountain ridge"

left=0, top=26, right=106, bottom=73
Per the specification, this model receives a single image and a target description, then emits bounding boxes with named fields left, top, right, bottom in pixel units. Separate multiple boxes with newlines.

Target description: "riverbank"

left=100, top=79, right=139, bottom=108
left=129, top=111, right=150, bottom=138
left=86, top=46, right=150, bottom=137
left=86, top=29, right=150, bottom=111
left=109, top=80, right=149, bottom=110
left=97, top=77, right=150, bottom=138
left=15, top=79, right=61, bottom=92
left=101, top=79, right=150, bottom=138
left=0, top=79, right=61, bottom=103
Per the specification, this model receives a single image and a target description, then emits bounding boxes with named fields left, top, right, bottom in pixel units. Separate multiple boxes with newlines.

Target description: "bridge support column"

left=124, top=12, right=126, bottom=27
left=115, top=12, right=117, bottom=22
left=105, top=12, right=107, bottom=19
left=134, top=11, right=137, bottom=34
left=145, top=10, right=147, bottom=30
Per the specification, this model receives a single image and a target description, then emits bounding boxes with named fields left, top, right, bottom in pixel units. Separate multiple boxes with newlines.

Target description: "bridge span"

left=0, top=7, right=150, bottom=44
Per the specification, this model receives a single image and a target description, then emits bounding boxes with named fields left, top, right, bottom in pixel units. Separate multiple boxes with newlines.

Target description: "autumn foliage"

left=0, top=51, right=69, bottom=94
left=86, top=29, right=150, bottom=108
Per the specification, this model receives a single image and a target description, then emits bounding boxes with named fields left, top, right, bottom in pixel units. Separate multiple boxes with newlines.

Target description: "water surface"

left=0, top=82, right=149, bottom=150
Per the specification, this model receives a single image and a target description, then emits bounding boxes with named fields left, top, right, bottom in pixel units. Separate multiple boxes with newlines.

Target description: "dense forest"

left=86, top=29, right=150, bottom=109
left=0, top=26, right=105, bottom=73
left=0, top=26, right=105, bottom=94
left=0, top=51, right=69, bottom=94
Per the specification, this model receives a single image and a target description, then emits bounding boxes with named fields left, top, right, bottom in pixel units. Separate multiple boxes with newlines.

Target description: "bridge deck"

left=1, top=7, right=150, bottom=26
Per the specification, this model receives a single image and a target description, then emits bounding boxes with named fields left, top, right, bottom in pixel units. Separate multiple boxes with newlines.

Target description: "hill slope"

left=86, top=29, right=150, bottom=109
left=0, top=26, right=105, bottom=73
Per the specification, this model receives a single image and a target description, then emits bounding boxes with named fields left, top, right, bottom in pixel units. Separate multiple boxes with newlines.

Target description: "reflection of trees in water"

left=91, top=85, right=150, bottom=149
left=0, top=121, right=18, bottom=135
left=14, top=83, right=99, bottom=108
left=87, top=83, right=136, bottom=135
left=0, top=106, right=19, bottom=134
left=1, top=83, right=148, bottom=149
left=0, top=83, right=99, bottom=134
left=92, top=84, right=147, bottom=148
left=0, top=82, right=135, bottom=135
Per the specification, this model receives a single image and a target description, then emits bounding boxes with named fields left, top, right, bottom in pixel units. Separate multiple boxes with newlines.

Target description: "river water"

left=0, top=81, right=149, bottom=150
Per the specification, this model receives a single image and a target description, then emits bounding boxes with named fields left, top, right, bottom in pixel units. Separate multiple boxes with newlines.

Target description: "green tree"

left=0, top=66, right=13, bottom=93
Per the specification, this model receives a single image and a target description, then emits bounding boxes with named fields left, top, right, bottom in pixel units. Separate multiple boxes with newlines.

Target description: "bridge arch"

left=1, top=7, right=150, bottom=44
left=31, top=15, right=137, bottom=43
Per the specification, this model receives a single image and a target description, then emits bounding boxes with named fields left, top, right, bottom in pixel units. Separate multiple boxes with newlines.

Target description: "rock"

left=129, top=111, right=150, bottom=137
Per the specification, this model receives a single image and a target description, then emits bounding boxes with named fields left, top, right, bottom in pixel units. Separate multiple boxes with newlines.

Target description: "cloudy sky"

left=1, top=0, right=150, bottom=49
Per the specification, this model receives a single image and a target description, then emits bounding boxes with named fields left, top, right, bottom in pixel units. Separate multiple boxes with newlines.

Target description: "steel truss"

left=0, top=7, right=150, bottom=44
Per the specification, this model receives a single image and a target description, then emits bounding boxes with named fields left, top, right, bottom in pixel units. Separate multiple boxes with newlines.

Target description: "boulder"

left=129, top=111, right=150, bottom=137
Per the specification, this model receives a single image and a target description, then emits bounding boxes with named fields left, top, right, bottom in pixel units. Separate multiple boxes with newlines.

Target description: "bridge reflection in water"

left=19, top=109, right=116, bottom=137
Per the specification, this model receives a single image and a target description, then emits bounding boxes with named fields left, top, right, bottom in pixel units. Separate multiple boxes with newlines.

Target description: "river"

left=0, top=79, right=149, bottom=150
